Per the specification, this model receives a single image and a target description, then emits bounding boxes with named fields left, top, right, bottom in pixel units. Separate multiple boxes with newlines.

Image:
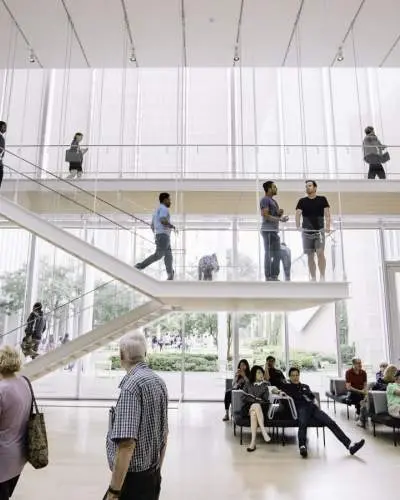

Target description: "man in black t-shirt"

left=295, top=180, right=331, bottom=281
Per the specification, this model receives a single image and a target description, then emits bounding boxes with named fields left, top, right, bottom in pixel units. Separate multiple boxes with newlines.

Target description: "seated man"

left=345, top=357, right=367, bottom=421
left=280, top=367, right=365, bottom=459
left=386, top=370, right=400, bottom=419
left=198, top=253, right=220, bottom=281
left=264, top=355, right=286, bottom=388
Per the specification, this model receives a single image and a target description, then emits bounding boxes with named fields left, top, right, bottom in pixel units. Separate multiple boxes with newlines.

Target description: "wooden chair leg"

left=240, top=426, right=243, bottom=446
left=373, top=422, right=376, bottom=437
left=346, top=405, right=349, bottom=420
left=393, top=426, right=397, bottom=447
left=323, top=427, right=326, bottom=447
left=281, top=428, right=285, bottom=446
left=333, top=399, right=336, bottom=414
left=316, top=427, right=319, bottom=438
left=233, top=424, right=236, bottom=437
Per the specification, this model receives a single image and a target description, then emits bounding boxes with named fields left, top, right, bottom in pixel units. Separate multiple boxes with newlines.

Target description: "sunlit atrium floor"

left=14, top=402, right=398, bottom=500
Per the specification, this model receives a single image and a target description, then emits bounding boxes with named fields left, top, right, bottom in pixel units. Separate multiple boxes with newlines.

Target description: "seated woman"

left=223, top=359, right=250, bottom=421
left=376, top=361, right=389, bottom=382
left=242, top=365, right=279, bottom=452
left=386, top=370, right=400, bottom=419
left=373, top=364, right=397, bottom=391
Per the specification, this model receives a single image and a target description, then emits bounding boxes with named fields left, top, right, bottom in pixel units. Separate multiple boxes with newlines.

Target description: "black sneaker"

left=349, top=439, right=365, bottom=455
left=299, top=446, right=308, bottom=458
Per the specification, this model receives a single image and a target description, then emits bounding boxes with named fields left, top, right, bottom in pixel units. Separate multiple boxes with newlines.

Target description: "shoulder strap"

left=23, top=375, right=39, bottom=415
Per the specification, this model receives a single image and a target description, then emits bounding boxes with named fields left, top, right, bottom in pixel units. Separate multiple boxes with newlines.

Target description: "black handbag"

left=65, top=148, right=83, bottom=163
left=365, top=150, right=390, bottom=165
left=381, top=151, right=390, bottom=164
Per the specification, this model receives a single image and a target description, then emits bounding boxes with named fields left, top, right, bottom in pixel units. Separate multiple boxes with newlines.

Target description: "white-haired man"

left=105, top=332, right=169, bottom=500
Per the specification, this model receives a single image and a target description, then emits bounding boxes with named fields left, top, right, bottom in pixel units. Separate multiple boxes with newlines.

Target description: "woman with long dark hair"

left=242, top=365, right=274, bottom=452
left=222, top=359, right=250, bottom=421
left=66, top=132, right=87, bottom=179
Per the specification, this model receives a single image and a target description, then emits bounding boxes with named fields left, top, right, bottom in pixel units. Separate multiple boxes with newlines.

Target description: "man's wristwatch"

left=108, top=486, right=121, bottom=497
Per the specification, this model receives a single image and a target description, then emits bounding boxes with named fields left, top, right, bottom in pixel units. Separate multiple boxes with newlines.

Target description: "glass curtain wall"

left=0, top=224, right=391, bottom=400
left=2, top=67, right=400, bottom=180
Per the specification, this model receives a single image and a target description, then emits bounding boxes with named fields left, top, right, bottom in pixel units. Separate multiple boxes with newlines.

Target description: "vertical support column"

left=284, top=313, right=290, bottom=374
left=334, top=301, right=344, bottom=377
left=379, top=228, right=392, bottom=361
left=23, top=234, right=39, bottom=337
left=76, top=227, right=95, bottom=398
left=232, top=218, right=239, bottom=372
left=230, top=68, right=237, bottom=177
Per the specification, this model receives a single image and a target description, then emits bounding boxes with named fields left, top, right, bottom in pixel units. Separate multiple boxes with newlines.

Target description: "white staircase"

left=22, top=300, right=172, bottom=381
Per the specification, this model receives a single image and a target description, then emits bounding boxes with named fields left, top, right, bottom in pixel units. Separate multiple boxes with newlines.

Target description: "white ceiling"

left=1, top=0, right=400, bottom=68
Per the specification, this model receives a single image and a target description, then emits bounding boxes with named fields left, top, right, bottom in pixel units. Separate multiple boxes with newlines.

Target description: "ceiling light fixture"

left=129, top=48, right=136, bottom=63
left=29, top=49, right=36, bottom=64
left=233, top=46, right=240, bottom=62
left=336, top=46, right=344, bottom=62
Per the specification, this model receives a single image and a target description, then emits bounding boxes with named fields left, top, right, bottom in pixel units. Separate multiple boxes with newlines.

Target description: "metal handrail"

left=3, top=162, right=154, bottom=246
left=5, top=143, right=400, bottom=148
left=5, top=149, right=152, bottom=228
left=0, top=279, right=116, bottom=339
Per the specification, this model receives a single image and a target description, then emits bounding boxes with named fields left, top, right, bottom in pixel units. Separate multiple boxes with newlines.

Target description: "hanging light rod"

left=29, top=48, right=36, bottom=64
left=120, top=0, right=138, bottom=66
left=1, top=0, right=43, bottom=68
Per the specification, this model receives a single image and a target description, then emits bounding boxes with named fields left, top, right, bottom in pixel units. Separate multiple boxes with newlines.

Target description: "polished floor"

left=14, top=402, right=399, bottom=500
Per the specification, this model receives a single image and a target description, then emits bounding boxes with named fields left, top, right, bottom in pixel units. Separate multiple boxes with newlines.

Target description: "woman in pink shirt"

left=0, top=346, right=32, bottom=500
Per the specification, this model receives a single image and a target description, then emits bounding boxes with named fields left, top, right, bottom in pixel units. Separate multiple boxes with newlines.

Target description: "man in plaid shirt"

left=105, top=332, right=169, bottom=500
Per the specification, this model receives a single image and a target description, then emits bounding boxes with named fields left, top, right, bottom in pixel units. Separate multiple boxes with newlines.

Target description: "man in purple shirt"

left=260, top=181, right=288, bottom=281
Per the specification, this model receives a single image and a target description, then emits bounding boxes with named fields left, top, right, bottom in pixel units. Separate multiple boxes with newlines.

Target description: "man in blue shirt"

left=260, top=181, right=288, bottom=281
left=135, top=192, right=175, bottom=280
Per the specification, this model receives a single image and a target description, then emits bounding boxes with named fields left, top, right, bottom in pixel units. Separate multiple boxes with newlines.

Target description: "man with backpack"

left=21, top=302, right=47, bottom=359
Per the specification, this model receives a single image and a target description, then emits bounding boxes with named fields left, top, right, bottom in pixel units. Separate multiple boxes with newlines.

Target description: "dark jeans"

left=136, top=233, right=173, bottom=278
left=0, top=475, right=19, bottom=500
left=261, top=231, right=280, bottom=280
left=346, top=392, right=364, bottom=415
left=224, top=389, right=232, bottom=411
left=297, top=404, right=351, bottom=449
left=120, top=468, right=161, bottom=500
left=367, top=163, right=386, bottom=179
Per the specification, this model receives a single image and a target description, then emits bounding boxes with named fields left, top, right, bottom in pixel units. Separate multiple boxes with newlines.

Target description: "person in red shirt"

left=345, top=358, right=367, bottom=421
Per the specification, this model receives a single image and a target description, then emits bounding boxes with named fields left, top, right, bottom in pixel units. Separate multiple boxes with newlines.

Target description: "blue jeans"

left=261, top=231, right=280, bottom=280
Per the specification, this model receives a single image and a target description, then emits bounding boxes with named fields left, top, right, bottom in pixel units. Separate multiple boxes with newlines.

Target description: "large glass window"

left=340, top=229, right=387, bottom=379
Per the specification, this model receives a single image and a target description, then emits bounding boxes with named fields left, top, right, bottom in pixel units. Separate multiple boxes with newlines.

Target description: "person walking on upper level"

left=135, top=193, right=176, bottom=280
left=260, top=181, right=289, bottom=281
left=295, top=180, right=331, bottom=282
left=66, top=132, right=87, bottom=179
left=363, top=126, right=388, bottom=179
left=0, top=121, right=7, bottom=187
